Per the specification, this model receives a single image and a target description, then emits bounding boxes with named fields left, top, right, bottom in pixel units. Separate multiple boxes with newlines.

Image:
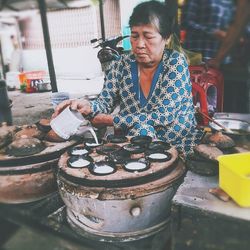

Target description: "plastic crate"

left=218, top=153, right=250, bottom=207
left=19, top=71, right=46, bottom=93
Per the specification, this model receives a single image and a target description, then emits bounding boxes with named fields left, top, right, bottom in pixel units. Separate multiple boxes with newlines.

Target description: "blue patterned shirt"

left=90, top=49, right=203, bottom=155
left=182, top=0, right=235, bottom=61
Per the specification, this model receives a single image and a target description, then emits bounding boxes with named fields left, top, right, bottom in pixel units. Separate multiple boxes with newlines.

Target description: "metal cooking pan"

left=209, top=118, right=250, bottom=138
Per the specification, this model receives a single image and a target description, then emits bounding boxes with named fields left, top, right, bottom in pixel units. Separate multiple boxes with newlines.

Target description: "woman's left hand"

left=52, top=99, right=92, bottom=119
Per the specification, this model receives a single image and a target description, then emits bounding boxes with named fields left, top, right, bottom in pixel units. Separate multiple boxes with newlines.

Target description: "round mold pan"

left=84, top=138, right=104, bottom=149
left=106, top=134, right=128, bottom=143
left=95, top=144, right=121, bottom=156
left=68, top=145, right=91, bottom=156
left=123, top=159, right=150, bottom=173
left=88, top=161, right=117, bottom=176
left=108, top=148, right=131, bottom=164
left=130, top=135, right=152, bottom=147
left=122, top=143, right=145, bottom=154
left=148, top=141, right=171, bottom=151
left=146, top=151, right=172, bottom=163
left=67, top=155, right=93, bottom=168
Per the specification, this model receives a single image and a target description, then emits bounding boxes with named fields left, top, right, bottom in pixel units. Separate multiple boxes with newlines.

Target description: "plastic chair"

left=192, top=82, right=209, bottom=125
left=189, top=65, right=224, bottom=112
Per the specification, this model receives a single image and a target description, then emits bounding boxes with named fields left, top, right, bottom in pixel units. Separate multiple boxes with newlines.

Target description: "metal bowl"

left=209, top=118, right=250, bottom=136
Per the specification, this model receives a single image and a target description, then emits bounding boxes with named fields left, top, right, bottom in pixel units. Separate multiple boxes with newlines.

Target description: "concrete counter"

left=171, top=171, right=250, bottom=250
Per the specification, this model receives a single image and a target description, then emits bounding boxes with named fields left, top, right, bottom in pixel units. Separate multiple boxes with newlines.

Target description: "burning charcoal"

left=194, top=144, right=224, bottom=162
left=7, top=137, right=45, bottom=156
left=205, top=132, right=235, bottom=149
left=14, top=124, right=44, bottom=140
left=209, top=187, right=231, bottom=202
left=0, top=129, right=12, bottom=149
left=0, top=123, right=19, bottom=149
left=45, top=129, right=66, bottom=142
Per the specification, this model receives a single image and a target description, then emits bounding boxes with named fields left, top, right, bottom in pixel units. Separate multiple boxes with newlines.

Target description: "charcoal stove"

left=0, top=137, right=78, bottom=204
left=57, top=138, right=185, bottom=242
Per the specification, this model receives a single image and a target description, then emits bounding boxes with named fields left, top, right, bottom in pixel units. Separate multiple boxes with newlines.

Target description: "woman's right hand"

left=52, top=99, right=92, bottom=119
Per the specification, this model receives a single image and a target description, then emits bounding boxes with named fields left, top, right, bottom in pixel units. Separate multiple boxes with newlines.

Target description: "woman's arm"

left=210, top=0, right=250, bottom=67
left=90, top=114, right=113, bottom=128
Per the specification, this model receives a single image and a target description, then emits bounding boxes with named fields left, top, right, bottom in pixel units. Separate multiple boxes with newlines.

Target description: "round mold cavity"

left=148, top=141, right=171, bottom=151
left=130, top=135, right=152, bottom=147
left=123, top=143, right=145, bottom=154
left=88, top=161, right=116, bottom=176
left=106, top=134, right=128, bottom=143
left=147, top=151, right=172, bottom=162
left=67, top=155, right=92, bottom=168
left=68, top=145, right=91, bottom=156
left=84, top=138, right=104, bottom=148
left=96, top=144, right=121, bottom=155
left=123, top=160, right=150, bottom=172
left=109, top=149, right=131, bottom=164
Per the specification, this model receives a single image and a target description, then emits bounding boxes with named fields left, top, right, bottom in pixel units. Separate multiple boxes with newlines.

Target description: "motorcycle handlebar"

left=90, top=35, right=129, bottom=49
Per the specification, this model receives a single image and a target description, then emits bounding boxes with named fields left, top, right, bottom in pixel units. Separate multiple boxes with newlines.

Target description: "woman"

left=53, top=0, right=203, bottom=156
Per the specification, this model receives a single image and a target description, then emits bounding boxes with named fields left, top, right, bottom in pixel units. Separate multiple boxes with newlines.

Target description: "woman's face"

left=130, top=24, right=166, bottom=67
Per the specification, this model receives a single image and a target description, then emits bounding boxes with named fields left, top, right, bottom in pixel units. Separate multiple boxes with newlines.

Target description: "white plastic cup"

left=50, top=106, right=87, bottom=139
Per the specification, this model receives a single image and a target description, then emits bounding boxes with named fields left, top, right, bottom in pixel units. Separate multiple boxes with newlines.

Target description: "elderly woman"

left=54, top=0, right=203, bottom=156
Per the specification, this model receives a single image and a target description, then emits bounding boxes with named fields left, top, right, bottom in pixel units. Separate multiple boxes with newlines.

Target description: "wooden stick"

left=197, top=110, right=233, bottom=133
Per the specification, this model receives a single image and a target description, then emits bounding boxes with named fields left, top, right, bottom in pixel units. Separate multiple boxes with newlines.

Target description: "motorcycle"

left=91, top=35, right=129, bottom=74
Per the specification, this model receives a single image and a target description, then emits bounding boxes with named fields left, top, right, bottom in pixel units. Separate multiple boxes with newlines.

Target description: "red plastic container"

left=19, top=71, right=46, bottom=93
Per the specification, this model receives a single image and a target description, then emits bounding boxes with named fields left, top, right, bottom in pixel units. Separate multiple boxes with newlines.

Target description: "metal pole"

left=165, top=0, right=180, bottom=37
left=0, top=40, right=6, bottom=79
left=37, top=0, right=58, bottom=92
left=99, top=0, right=105, bottom=40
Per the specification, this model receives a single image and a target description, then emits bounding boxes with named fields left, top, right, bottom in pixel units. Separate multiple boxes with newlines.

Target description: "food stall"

left=1, top=1, right=250, bottom=250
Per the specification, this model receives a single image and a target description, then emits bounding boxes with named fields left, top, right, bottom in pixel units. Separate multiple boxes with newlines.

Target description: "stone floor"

left=1, top=219, right=171, bottom=250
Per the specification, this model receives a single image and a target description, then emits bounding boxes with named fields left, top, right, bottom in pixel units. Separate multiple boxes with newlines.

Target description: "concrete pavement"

left=7, top=75, right=104, bottom=125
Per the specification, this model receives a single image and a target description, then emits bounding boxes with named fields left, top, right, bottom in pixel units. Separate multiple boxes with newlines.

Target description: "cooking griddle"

left=58, top=145, right=181, bottom=188
left=0, top=140, right=79, bottom=167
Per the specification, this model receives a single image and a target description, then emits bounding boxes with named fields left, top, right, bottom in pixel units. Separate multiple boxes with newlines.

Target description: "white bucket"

left=50, top=106, right=87, bottom=139
left=51, top=92, right=70, bottom=109
left=6, top=71, right=20, bottom=89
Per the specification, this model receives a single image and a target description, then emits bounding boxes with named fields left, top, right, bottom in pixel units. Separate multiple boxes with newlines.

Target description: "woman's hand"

left=52, top=99, right=92, bottom=119
left=90, top=114, right=114, bottom=128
